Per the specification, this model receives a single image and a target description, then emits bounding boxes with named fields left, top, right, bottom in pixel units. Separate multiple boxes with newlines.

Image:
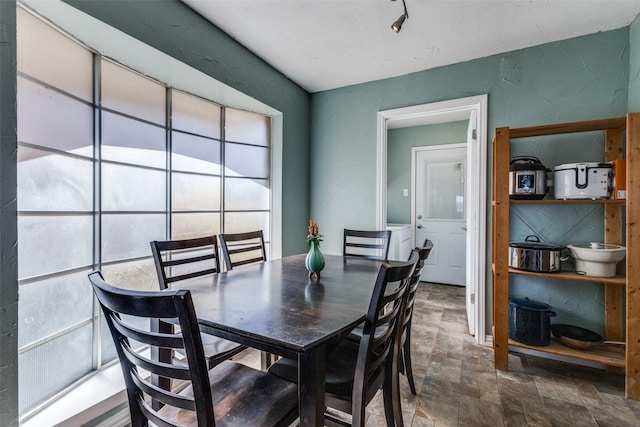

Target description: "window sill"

left=21, top=362, right=128, bottom=427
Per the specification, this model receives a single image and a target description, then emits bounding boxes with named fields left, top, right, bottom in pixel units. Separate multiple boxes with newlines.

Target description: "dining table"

left=168, top=253, right=385, bottom=426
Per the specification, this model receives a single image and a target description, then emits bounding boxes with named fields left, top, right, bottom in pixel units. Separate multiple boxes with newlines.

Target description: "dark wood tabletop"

left=170, top=253, right=383, bottom=426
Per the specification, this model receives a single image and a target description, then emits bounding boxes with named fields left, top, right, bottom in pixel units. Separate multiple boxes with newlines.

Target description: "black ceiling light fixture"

left=391, top=0, right=409, bottom=33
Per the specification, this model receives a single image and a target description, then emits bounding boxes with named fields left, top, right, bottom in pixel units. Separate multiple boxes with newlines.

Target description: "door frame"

left=375, top=94, right=488, bottom=345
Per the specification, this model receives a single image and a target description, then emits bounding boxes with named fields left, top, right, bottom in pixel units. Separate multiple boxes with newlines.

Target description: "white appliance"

left=387, top=224, right=412, bottom=261
left=554, top=162, right=612, bottom=200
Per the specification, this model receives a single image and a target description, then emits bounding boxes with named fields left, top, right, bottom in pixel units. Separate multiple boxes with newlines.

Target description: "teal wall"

left=387, top=121, right=468, bottom=224
left=0, top=2, right=18, bottom=426
left=310, top=29, right=630, bottom=333
left=64, top=0, right=311, bottom=257
left=630, top=14, right=640, bottom=111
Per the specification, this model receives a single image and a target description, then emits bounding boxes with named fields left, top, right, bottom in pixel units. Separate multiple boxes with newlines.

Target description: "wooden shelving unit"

left=491, top=113, right=640, bottom=400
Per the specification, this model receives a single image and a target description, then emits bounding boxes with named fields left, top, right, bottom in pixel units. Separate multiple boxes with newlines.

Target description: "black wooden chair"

left=216, top=230, right=275, bottom=367
left=343, top=229, right=392, bottom=261
left=399, top=240, right=434, bottom=395
left=150, top=236, right=246, bottom=369
left=219, top=230, right=266, bottom=271
left=267, top=252, right=418, bottom=427
left=88, top=271, right=298, bottom=427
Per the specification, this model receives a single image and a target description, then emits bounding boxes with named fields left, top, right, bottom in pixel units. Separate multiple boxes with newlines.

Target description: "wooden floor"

left=237, top=282, right=640, bottom=426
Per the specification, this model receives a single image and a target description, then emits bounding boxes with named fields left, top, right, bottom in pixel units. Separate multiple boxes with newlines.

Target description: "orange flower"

left=306, top=219, right=323, bottom=247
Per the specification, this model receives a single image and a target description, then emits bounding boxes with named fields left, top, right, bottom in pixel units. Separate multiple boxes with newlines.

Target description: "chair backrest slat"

left=162, top=253, right=217, bottom=268
left=150, top=235, right=221, bottom=289
left=131, top=368, right=196, bottom=411
left=164, top=269, right=219, bottom=285
left=343, top=229, right=392, bottom=260
left=219, top=230, right=266, bottom=271
left=140, top=398, right=182, bottom=427
left=112, top=316, right=184, bottom=349
left=121, top=341, right=192, bottom=381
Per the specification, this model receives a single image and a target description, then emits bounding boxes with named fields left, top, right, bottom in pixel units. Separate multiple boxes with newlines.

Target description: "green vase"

left=305, top=241, right=325, bottom=279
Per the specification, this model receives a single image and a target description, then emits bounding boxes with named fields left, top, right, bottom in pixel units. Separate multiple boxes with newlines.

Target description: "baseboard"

left=484, top=335, right=493, bottom=347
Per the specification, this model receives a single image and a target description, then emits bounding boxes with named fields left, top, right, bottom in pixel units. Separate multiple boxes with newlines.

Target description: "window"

left=16, top=7, right=271, bottom=419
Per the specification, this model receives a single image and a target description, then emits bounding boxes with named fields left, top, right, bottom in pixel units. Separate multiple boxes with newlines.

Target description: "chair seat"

left=173, top=330, right=247, bottom=369
left=159, top=360, right=298, bottom=427
left=199, top=333, right=247, bottom=368
left=346, top=322, right=390, bottom=343
left=268, top=339, right=383, bottom=400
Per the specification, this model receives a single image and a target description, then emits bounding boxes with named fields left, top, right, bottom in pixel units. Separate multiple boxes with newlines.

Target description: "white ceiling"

left=181, top=0, right=640, bottom=93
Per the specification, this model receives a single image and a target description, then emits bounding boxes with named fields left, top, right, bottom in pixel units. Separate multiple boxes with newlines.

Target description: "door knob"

left=416, top=224, right=423, bottom=229
left=461, top=226, right=468, bottom=231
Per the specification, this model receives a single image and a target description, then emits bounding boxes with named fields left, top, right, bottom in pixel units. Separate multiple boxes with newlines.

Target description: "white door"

left=413, top=145, right=467, bottom=286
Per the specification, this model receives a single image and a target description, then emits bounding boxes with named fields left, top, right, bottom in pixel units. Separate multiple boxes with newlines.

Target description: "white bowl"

left=567, top=243, right=626, bottom=277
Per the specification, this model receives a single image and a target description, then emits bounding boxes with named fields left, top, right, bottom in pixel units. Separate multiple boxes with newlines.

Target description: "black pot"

left=508, top=297, right=556, bottom=346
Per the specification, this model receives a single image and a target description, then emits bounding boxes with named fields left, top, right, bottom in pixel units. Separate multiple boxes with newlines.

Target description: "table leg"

left=260, top=351, right=276, bottom=370
left=298, top=345, right=325, bottom=426
left=150, top=319, right=172, bottom=410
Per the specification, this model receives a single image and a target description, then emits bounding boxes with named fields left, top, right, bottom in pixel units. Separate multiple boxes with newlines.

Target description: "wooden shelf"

left=509, top=339, right=625, bottom=368
left=510, top=199, right=626, bottom=205
left=508, top=268, right=626, bottom=286
left=507, top=117, right=627, bottom=138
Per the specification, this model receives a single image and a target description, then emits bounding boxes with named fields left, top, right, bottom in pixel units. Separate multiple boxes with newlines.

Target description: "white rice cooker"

left=554, top=162, right=612, bottom=200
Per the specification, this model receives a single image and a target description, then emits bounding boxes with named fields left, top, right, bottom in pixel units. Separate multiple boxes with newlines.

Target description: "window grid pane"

left=101, top=59, right=166, bottom=125
left=172, top=90, right=221, bottom=138
left=18, top=324, right=93, bottom=415
left=172, top=131, right=221, bottom=175
left=18, top=146, right=93, bottom=212
left=18, top=215, right=93, bottom=279
left=172, top=172, right=220, bottom=211
left=171, top=213, right=221, bottom=241
left=225, top=107, right=270, bottom=146
left=17, top=7, right=93, bottom=101
left=17, top=76, right=93, bottom=156
left=224, top=143, right=269, bottom=178
left=101, top=111, right=166, bottom=168
left=18, top=271, right=93, bottom=347
left=101, top=214, right=166, bottom=263
left=102, top=163, right=166, bottom=212
left=225, top=177, right=269, bottom=211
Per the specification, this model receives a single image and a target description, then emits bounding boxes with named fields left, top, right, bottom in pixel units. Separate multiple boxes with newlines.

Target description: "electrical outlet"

left=403, top=189, right=409, bottom=197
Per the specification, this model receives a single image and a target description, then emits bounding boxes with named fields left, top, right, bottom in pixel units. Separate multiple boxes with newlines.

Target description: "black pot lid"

left=509, top=297, right=552, bottom=311
left=509, top=156, right=548, bottom=171
left=509, top=241, right=563, bottom=250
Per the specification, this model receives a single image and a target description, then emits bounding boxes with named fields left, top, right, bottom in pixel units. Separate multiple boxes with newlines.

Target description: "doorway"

left=376, top=94, right=488, bottom=344
left=413, top=144, right=467, bottom=286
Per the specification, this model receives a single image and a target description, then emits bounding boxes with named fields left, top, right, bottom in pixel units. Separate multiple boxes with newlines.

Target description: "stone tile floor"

left=237, top=282, right=640, bottom=426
